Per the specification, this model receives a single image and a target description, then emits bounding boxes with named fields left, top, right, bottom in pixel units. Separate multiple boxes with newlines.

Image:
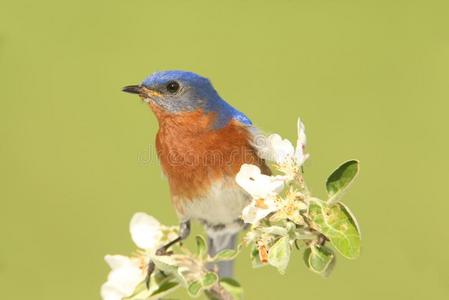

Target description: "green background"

left=1, top=0, right=448, bottom=299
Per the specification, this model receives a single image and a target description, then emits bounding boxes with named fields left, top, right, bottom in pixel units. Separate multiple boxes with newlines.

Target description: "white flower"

left=295, top=118, right=308, bottom=166
left=265, top=134, right=295, bottom=165
left=244, top=230, right=258, bottom=243
left=236, top=164, right=286, bottom=224
left=242, top=197, right=278, bottom=224
left=101, top=255, right=145, bottom=300
left=130, top=212, right=163, bottom=250
left=261, top=118, right=309, bottom=167
left=101, top=213, right=164, bottom=300
left=235, top=164, right=285, bottom=199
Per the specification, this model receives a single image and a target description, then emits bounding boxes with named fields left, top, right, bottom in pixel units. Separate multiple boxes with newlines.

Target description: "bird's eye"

left=166, top=81, right=180, bottom=94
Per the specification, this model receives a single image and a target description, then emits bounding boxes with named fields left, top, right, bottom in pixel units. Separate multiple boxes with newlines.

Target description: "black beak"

left=122, top=85, right=142, bottom=94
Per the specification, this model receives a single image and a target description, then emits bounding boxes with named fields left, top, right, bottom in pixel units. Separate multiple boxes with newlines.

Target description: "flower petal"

left=267, top=134, right=295, bottom=164
left=297, top=118, right=307, bottom=147
left=129, top=212, right=163, bottom=250
left=101, top=255, right=143, bottom=300
left=101, top=282, right=124, bottom=300
left=104, top=255, right=133, bottom=270
left=242, top=204, right=263, bottom=224
left=242, top=197, right=278, bottom=224
left=107, top=265, right=142, bottom=295
left=236, top=164, right=285, bottom=198
left=295, top=118, right=308, bottom=165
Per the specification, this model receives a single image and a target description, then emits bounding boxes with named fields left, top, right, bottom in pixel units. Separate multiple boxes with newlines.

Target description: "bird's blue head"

left=123, top=70, right=251, bottom=128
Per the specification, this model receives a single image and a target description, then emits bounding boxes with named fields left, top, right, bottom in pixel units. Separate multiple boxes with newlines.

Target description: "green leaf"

left=308, top=201, right=361, bottom=259
left=339, top=202, right=362, bottom=237
left=148, top=280, right=179, bottom=299
left=259, top=225, right=288, bottom=236
left=250, top=245, right=265, bottom=268
left=268, top=236, right=291, bottom=274
left=210, top=243, right=242, bottom=262
left=195, top=235, right=208, bottom=259
left=187, top=280, right=202, bottom=297
left=326, top=160, right=359, bottom=205
left=153, top=254, right=202, bottom=286
left=323, top=256, right=336, bottom=277
left=124, top=280, right=150, bottom=300
left=202, top=272, right=219, bottom=288
left=211, top=249, right=238, bottom=262
left=152, top=271, right=174, bottom=285
left=303, top=245, right=336, bottom=277
left=149, top=254, right=179, bottom=274
left=125, top=274, right=180, bottom=300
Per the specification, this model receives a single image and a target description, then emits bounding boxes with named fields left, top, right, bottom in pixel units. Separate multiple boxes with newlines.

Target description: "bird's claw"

left=155, top=248, right=166, bottom=256
left=144, top=221, right=191, bottom=290
left=145, top=260, right=155, bottom=289
left=145, top=248, right=174, bottom=289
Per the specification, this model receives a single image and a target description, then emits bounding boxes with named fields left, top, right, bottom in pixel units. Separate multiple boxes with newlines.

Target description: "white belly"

left=179, top=177, right=251, bottom=226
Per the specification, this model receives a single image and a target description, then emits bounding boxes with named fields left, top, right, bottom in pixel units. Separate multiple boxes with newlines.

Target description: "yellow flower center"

left=255, top=198, right=268, bottom=209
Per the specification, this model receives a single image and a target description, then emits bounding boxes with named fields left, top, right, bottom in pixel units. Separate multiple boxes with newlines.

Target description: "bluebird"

left=123, top=71, right=270, bottom=281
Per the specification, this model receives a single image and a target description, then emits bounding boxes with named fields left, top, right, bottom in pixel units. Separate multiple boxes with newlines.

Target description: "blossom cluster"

left=101, top=117, right=361, bottom=300
left=235, top=118, right=361, bottom=276
left=101, top=213, right=178, bottom=300
left=237, top=119, right=308, bottom=225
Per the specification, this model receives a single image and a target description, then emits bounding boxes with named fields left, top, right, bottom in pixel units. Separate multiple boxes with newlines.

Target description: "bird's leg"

left=146, top=220, right=191, bottom=289
left=156, top=220, right=191, bottom=255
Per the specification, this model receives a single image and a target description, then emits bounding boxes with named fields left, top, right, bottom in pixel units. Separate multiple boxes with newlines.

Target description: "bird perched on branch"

left=123, top=70, right=270, bottom=281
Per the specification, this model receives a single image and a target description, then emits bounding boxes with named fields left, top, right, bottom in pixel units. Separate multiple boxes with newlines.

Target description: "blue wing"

left=207, top=96, right=252, bottom=128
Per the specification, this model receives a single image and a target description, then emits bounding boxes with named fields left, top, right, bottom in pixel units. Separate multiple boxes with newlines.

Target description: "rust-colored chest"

left=154, top=109, right=267, bottom=202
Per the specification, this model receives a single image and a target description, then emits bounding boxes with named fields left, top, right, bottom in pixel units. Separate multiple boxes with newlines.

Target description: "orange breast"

left=152, top=107, right=269, bottom=214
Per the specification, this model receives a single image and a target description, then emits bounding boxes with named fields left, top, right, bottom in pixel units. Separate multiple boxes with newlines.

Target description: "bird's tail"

left=207, top=231, right=238, bottom=278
